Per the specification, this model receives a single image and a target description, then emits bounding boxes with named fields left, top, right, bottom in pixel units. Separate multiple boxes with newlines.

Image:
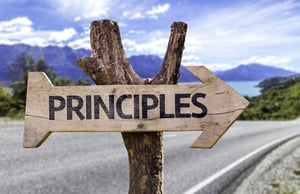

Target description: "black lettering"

left=117, top=94, right=132, bottom=119
left=94, top=95, right=114, bottom=119
left=192, top=93, right=207, bottom=118
left=134, top=95, right=140, bottom=119
left=67, top=96, right=85, bottom=120
left=160, top=94, right=174, bottom=118
left=142, top=94, right=158, bottom=119
left=175, top=94, right=191, bottom=118
left=86, top=95, right=92, bottom=120
left=49, top=96, right=65, bottom=120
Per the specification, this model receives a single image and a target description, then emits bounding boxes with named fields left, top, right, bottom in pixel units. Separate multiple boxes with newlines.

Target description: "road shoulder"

left=232, top=136, right=300, bottom=193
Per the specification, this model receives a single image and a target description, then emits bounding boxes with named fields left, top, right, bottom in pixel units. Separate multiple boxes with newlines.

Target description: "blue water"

left=226, top=81, right=261, bottom=97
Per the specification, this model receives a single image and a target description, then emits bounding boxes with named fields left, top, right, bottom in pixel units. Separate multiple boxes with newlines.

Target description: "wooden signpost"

left=24, top=66, right=248, bottom=148
left=24, top=20, right=249, bottom=194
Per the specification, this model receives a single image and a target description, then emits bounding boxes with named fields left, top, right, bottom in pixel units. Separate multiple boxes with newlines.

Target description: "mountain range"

left=0, top=44, right=298, bottom=84
left=216, top=63, right=297, bottom=81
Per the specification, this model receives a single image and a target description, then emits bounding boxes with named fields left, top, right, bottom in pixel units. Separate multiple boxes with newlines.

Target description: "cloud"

left=123, top=37, right=168, bottom=56
left=123, top=30, right=168, bottom=56
left=215, top=28, right=237, bottom=37
left=129, top=12, right=144, bottom=20
left=0, top=17, right=77, bottom=46
left=239, top=56, right=292, bottom=69
left=49, top=0, right=112, bottom=20
left=181, top=53, right=234, bottom=71
left=68, top=36, right=90, bottom=50
left=49, top=28, right=77, bottom=43
left=0, top=17, right=32, bottom=33
left=146, top=3, right=170, bottom=19
left=204, top=63, right=235, bottom=71
left=127, top=3, right=170, bottom=20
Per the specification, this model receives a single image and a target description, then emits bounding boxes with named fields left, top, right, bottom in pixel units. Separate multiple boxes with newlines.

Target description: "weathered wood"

left=77, top=20, right=186, bottom=194
left=77, top=20, right=144, bottom=85
left=24, top=67, right=249, bottom=148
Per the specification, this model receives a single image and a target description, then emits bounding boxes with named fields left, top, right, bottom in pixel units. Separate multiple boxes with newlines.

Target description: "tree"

left=8, top=53, right=90, bottom=115
left=77, top=20, right=186, bottom=194
left=0, top=84, right=12, bottom=117
left=9, top=53, right=56, bottom=110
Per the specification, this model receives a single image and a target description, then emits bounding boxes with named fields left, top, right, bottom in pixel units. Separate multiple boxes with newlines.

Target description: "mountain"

left=1, top=44, right=298, bottom=84
left=216, top=63, right=297, bottom=81
left=128, top=55, right=198, bottom=82
left=0, top=44, right=198, bottom=84
left=0, top=44, right=90, bottom=83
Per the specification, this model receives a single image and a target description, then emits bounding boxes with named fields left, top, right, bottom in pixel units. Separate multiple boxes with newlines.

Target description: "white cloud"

left=181, top=53, right=234, bottom=71
left=49, top=28, right=77, bottom=43
left=204, top=63, right=235, bottom=71
left=129, top=12, right=144, bottom=20
left=146, top=3, right=170, bottom=15
left=74, top=16, right=81, bottom=22
left=128, top=30, right=147, bottom=35
left=215, top=28, right=237, bottom=37
left=127, top=3, right=170, bottom=20
left=49, top=0, right=112, bottom=20
left=0, top=17, right=77, bottom=47
left=68, top=36, right=90, bottom=50
left=22, top=37, right=48, bottom=47
left=146, top=3, right=170, bottom=19
left=239, top=56, right=292, bottom=69
left=0, top=17, right=32, bottom=33
left=122, top=30, right=168, bottom=56
left=123, top=37, right=168, bottom=56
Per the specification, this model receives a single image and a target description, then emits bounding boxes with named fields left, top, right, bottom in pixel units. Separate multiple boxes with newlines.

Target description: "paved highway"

left=0, top=120, right=299, bottom=194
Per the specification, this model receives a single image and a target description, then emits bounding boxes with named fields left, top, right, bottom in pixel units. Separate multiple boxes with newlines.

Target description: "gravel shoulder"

left=233, top=136, right=300, bottom=194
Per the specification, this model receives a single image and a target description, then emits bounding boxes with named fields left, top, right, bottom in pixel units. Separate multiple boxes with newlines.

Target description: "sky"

left=0, top=0, right=300, bottom=72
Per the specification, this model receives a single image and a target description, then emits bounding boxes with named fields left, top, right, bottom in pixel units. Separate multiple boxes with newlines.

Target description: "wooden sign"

left=24, top=66, right=249, bottom=148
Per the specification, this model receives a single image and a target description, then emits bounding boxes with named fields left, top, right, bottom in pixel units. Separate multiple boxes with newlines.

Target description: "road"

left=0, top=120, right=299, bottom=194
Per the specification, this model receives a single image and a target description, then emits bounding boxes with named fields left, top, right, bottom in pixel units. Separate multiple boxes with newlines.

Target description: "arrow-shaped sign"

left=24, top=66, right=249, bottom=148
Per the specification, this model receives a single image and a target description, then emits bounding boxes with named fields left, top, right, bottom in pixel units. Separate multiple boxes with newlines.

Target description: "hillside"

left=240, top=82, right=300, bottom=120
left=257, top=73, right=300, bottom=92
left=216, top=63, right=297, bottom=81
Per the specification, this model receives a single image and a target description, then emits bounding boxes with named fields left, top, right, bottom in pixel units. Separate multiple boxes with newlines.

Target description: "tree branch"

left=76, top=20, right=187, bottom=194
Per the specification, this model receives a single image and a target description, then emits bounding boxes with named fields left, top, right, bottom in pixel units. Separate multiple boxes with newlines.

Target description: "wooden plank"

left=24, top=66, right=249, bottom=148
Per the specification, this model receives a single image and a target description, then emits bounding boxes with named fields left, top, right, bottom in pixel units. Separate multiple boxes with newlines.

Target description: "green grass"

left=240, top=82, right=300, bottom=120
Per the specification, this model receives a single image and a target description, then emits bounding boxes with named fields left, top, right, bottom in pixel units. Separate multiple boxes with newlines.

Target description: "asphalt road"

left=0, top=120, right=299, bottom=194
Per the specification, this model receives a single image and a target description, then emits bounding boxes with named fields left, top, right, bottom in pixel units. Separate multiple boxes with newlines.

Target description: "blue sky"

left=0, top=0, right=300, bottom=72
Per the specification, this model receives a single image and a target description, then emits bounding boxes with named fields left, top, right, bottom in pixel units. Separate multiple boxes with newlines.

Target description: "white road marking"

left=182, top=133, right=300, bottom=194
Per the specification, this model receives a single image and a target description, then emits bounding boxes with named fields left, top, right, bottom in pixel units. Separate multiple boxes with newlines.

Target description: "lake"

left=227, top=81, right=261, bottom=97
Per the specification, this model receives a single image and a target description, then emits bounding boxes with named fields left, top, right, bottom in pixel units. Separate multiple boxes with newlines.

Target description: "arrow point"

left=190, top=132, right=219, bottom=148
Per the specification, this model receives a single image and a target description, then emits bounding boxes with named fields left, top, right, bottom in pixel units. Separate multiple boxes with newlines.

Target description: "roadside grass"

left=263, top=163, right=300, bottom=194
left=264, top=182, right=298, bottom=194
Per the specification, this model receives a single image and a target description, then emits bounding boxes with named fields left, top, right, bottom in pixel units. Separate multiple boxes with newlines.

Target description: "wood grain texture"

left=76, top=20, right=187, bottom=194
left=24, top=66, right=249, bottom=148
